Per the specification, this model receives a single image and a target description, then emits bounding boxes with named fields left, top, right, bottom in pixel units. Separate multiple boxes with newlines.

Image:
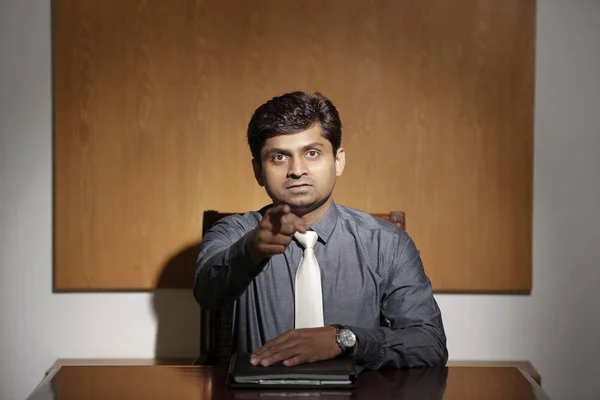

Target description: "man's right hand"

left=244, top=204, right=307, bottom=265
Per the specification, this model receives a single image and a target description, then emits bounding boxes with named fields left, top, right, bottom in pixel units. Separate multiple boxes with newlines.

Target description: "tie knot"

left=294, top=230, right=318, bottom=249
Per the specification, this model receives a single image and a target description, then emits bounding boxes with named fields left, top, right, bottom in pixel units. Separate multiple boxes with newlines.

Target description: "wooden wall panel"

left=52, top=0, right=535, bottom=292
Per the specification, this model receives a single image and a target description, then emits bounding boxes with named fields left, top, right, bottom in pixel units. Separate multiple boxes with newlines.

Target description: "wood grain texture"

left=53, top=0, right=535, bottom=291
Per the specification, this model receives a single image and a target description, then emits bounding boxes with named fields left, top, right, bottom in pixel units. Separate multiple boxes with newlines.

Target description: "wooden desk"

left=45, top=358, right=543, bottom=386
left=30, top=364, right=550, bottom=399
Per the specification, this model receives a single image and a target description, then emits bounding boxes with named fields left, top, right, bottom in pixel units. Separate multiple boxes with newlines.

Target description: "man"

left=194, top=91, right=448, bottom=370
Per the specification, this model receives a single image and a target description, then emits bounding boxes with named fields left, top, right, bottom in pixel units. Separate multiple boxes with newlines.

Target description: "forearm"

left=193, top=233, right=264, bottom=309
left=348, top=323, right=448, bottom=370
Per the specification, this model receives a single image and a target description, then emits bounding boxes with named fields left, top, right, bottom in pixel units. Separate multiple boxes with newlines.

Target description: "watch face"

left=339, top=329, right=356, bottom=347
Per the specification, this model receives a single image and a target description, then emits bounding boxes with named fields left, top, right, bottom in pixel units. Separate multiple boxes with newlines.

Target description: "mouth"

left=287, top=184, right=312, bottom=190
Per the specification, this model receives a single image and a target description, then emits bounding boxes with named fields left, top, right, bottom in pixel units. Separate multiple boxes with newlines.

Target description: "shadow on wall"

left=151, top=242, right=202, bottom=359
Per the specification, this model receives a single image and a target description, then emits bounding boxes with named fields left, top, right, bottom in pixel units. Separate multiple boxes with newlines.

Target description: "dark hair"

left=247, top=91, right=342, bottom=160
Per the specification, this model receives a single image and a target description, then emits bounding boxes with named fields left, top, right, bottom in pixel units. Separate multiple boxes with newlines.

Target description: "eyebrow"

left=263, top=142, right=326, bottom=159
left=303, top=142, right=326, bottom=151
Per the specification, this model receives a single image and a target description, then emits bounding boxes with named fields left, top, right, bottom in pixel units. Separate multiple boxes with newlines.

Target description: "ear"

left=252, top=158, right=265, bottom=187
left=335, top=147, right=345, bottom=177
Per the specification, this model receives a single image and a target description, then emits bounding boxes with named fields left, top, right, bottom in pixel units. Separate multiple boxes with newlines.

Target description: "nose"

left=287, top=157, right=308, bottom=178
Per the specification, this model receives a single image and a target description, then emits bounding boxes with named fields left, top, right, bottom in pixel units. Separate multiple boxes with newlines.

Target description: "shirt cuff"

left=347, top=325, right=385, bottom=369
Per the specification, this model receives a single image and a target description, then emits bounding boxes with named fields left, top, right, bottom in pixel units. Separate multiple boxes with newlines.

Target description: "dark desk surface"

left=28, top=365, right=550, bottom=400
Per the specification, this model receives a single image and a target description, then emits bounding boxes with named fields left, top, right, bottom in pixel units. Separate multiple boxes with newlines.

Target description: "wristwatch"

left=333, top=324, right=357, bottom=356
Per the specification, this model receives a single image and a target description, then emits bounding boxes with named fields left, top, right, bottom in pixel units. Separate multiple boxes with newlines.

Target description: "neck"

left=291, top=196, right=333, bottom=227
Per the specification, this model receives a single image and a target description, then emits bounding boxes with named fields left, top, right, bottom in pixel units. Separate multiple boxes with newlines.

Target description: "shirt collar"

left=259, top=201, right=339, bottom=245
left=308, top=200, right=339, bottom=244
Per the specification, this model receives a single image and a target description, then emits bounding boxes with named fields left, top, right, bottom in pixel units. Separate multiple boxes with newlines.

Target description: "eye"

left=272, top=154, right=288, bottom=163
left=306, top=150, right=319, bottom=158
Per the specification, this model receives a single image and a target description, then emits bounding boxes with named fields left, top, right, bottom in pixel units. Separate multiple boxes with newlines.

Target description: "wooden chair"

left=195, top=209, right=406, bottom=365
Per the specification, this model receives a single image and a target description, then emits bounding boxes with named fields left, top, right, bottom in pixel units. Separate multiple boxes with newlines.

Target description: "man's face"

left=253, top=125, right=345, bottom=214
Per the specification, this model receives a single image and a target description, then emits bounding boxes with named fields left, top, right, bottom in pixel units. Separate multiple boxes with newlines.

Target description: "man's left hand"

left=251, top=326, right=342, bottom=367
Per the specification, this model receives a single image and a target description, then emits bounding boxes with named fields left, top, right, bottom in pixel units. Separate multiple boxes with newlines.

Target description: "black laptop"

left=226, top=352, right=361, bottom=389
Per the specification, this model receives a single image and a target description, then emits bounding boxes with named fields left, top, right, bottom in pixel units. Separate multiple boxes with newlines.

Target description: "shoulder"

left=203, top=210, right=262, bottom=243
left=336, top=205, right=405, bottom=235
left=334, top=204, right=413, bottom=255
left=213, top=211, right=262, bottom=230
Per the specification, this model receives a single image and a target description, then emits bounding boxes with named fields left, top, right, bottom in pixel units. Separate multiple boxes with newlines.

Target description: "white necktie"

left=293, top=231, right=324, bottom=329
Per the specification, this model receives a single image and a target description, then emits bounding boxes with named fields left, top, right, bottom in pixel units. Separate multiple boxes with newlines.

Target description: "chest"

left=255, top=240, right=385, bottom=313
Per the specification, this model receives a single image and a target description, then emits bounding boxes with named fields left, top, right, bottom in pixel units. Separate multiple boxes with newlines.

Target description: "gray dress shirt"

left=194, top=202, right=448, bottom=369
